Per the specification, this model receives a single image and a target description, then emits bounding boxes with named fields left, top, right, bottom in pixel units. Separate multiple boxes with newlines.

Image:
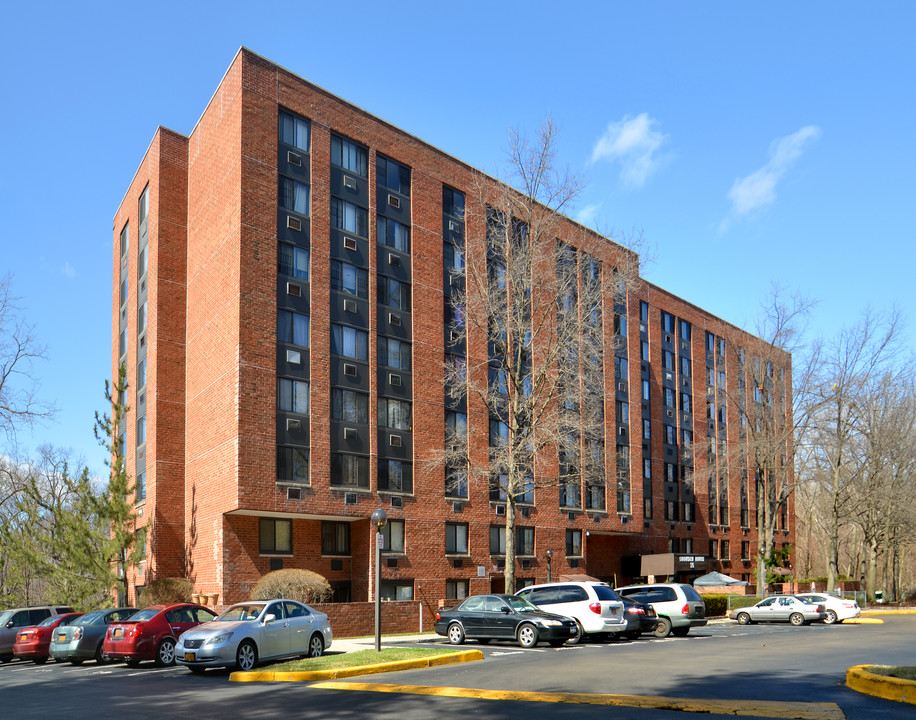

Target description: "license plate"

left=184, top=653, right=195, bottom=662
left=611, top=608, right=619, bottom=616
left=19, top=633, right=28, bottom=641
left=113, top=628, right=123, bottom=638
left=58, top=633, right=67, bottom=642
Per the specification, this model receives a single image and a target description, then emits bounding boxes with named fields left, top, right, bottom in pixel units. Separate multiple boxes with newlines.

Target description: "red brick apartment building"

left=111, top=48, right=793, bottom=609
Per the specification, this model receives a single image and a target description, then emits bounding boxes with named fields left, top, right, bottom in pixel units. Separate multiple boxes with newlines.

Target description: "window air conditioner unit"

left=452, top=502, right=463, bottom=513
left=343, top=175, right=357, bottom=190
left=452, top=557, right=463, bottom=568
left=390, top=495, right=402, bottom=508
left=287, top=151, right=302, bottom=166
left=388, top=252, right=401, bottom=267
left=344, top=298, right=357, bottom=314
left=521, top=559, right=530, bottom=570
left=343, top=363, right=357, bottom=377
left=569, top=559, right=579, bottom=568
left=568, top=512, right=576, bottom=521
left=389, top=434, right=402, bottom=448
left=286, top=418, right=301, bottom=432
left=520, top=507, right=530, bottom=518
left=386, top=557, right=399, bottom=569
left=389, top=373, right=402, bottom=387
left=449, top=220, right=459, bottom=232
left=287, top=487, right=301, bottom=501
left=344, top=492, right=357, bottom=505
left=495, top=504, right=506, bottom=516
left=496, top=558, right=505, bottom=569
left=287, top=283, right=301, bottom=298
left=388, top=313, right=401, bottom=327
left=388, top=194, right=400, bottom=209
left=343, top=427, right=357, bottom=440
left=343, top=236, right=357, bottom=251
left=287, top=216, right=301, bottom=232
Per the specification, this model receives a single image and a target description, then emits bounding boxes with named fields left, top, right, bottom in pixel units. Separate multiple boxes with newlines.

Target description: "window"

left=331, top=453, right=369, bottom=488
left=516, top=526, right=535, bottom=556
left=663, top=388, right=675, bottom=408
left=279, top=176, right=310, bottom=215
left=331, top=198, right=368, bottom=237
left=138, top=246, right=147, bottom=278
left=566, top=529, right=582, bottom=557
left=614, top=356, right=628, bottom=379
left=446, top=580, right=469, bottom=600
left=137, top=301, right=147, bottom=333
left=372, top=339, right=409, bottom=375
left=137, top=415, right=146, bottom=445
left=444, top=242, right=465, bottom=272
left=330, top=134, right=367, bottom=176
left=446, top=411, right=467, bottom=439
left=679, top=319, right=691, bottom=341
left=331, top=388, right=369, bottom=423
left=489, top=525, right=506, bottom=554
left=445, top=461, right=468, bottom=499
left=681, top=429, right=692, bottom=448
left=664, top=463, right=676, bottom=483
left=380, top=519, right=405, bottom=552
left=720, top=540, right=730, bottom=560
left=135, top=471, right=146, bottom=502
left=640, top=301, right=649, bottom=324
left=446, top=523, right=469, bottom=554
left=379, top=459, right=412, bottom=493
left=331, top=260, right=368, bottom=298
left=321, top=521, right=350, bottom=555
left=279, top=110, right=310, bottom=151
left=614, top=314, right=627, bottom=337
left=260, top=518, right=292, bottom=554
left=277, top=446, right=309, bottom=484
left=380, top=581, right=414, bottom=601
left=741, top=541, right=750, bottom=560
left=443, top=186, right=465, bottom=218
left=662, top=350, right=675, bottom=371
left=717, top=337, right=726, bottom=355
left=137, top=358, right=147, bottom=390
left=331, top=324, right=368, bottom=361
left=680, top=356, right=690, bottom=377
left=616, top=401, right=629, bottom=424
left=641, top=340, right=649, bottom=361
left=378, top=275, right=410, bottom=310
left=642, top=418, right=651, bottom=440
left=278, top=309, right=310, bottom=347
left=489, top=419, right=509, bottom=447
left=279, top=244, right=309, bottom=281
left=378, top=216, right=410, bottom=252
left=642, top=379, right=650, bottom=401
left=665, top=500, right=677, bottom=521
left=120, top=277, right=127, bottom=308
left=643, top=458, right=651, bottom=478
left=138, top=187, right=149, bottom=228
left=119, top=329, right=127, bottom=358
left=683, top=502, right=695, bottom=522
left=378, top=398, right=411, bottom=430
left=680, top=393, right=691, bottom=413
left=278, top=378, right=309, bottom=414
left=661, top=312, right=675, bottom=333
left=377, top=155, right=410, bottom=195
left=120, top=222, right=129, bottom=259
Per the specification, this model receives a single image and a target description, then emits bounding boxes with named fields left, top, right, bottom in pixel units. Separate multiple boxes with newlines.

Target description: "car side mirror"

left=263, top=613, right=276, bottom=625
left=501, top=606, right=511, bottom=614
left=5, top=621, right=13, bottom=629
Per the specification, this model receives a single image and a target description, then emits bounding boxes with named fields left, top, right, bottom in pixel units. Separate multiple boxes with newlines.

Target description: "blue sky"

left=2, top=1, right=914, bottom=475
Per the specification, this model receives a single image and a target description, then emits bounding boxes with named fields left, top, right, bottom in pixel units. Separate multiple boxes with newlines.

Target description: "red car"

left=103, top=603, right=216, bottom=667
left=14, top=613, right=84, bottom=664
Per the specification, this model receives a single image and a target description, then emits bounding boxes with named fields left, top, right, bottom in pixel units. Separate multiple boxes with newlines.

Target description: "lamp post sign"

left=371, top=508, right=388, bottom=652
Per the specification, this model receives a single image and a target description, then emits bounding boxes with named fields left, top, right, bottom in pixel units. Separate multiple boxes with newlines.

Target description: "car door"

left=165, top=607, right=198, bottom=640
left=283, top=602, right=313, bottom=654
left=774, top=597, right=795, bottom=621
left=484, top=597, right=516, bottom=639
left=258, top=602, right=290, bottom=659
left=456, top=596, right=486, bottom=638
left=751, top=597, right=777, bottom=621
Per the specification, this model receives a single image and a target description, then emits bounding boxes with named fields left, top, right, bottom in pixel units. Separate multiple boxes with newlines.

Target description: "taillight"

left=589, top=602, right=602, bottom=615
left=681, top=604, right=689, bottom=615
left=435, top=611, right=441, bottom=620
left=129, top=624, right=143, bottom=637
left=627, top=606, right=646, bottom=616
left=74, top=627, right=83, bottom=640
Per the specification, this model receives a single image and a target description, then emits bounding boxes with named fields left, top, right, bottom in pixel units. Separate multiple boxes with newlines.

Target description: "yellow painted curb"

left=312, top=681, right=845, bottom=720
left=842, top=617, right=883, bottom=624
left=862, top=608, right=916, bottom=615
left=846, top=665, right=916, bottom=705
left=229, top=650, right=483, bottom=682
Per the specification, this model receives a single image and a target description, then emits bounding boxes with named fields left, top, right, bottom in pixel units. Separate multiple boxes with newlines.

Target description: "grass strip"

left=865, top=666, right=916, bottom=681
left=264, top=647, right=463, bottom=672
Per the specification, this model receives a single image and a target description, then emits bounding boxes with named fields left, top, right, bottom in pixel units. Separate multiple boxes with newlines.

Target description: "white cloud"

left=62, top=262, right=76, bottom=278
left=575, top=203, right=602, bottom=228
left=726, top=125, right=821, bottom=216
left=590, top=113, right=668, bottom=188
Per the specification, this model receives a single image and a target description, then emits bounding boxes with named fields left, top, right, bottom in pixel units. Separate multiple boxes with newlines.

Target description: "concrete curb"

left=846, top=665, right=916, bottom=705
left=229, top=649, right=483, bottom=682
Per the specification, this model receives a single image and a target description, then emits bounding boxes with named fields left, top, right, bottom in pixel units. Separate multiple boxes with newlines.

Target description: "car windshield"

left=505, top=596, right=540, bottom=612
left=37, top=614, right=64, bottom=628
left=74, top=611, right=106, bottom=626
left=593, top=585, right=621, bottom=601
left=0, top=611, right=12, bottom=626
left=216, top=604, right=265, bottom=622
left=126, top=608, right=160, bottom=622
left=680, top=585, right=704, bottom=602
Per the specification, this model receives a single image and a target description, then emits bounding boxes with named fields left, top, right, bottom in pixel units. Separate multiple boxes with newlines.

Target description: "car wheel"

left=95, top=643, right=110, bottom=665
left=824, top=610, right=838, bottom=625
left=188, top=665, right=206, bottom=674
left=125, top=658, right=141, bottom=668
left=517, top=623, right=538, bottom=648
left=155, top=638, right=176, bottom=667
left=236, top=640, right=258, bottom=671
left=447, top=623, right=465, bottom=645
left=789, top=613, right=805, bottom=626
left=307, top=634, right=325, bottom=658
left=654, top=617, right=672, bottom=638
left=672, top=627, right=690, bottom=637
left=736, top=612, right=751, bottom=625
left=565, top=621, right=586, bottom=645
left=33, top=657, right=47, bottom=665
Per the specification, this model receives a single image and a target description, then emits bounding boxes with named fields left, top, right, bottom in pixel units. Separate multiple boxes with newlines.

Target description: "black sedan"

left=620, top=596, right=659, bottom=639
left=434, top=594, right=577, bottom=648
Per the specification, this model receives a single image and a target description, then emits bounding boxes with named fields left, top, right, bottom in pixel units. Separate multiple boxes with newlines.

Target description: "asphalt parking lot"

left=1, top=615, right=913, bottom=720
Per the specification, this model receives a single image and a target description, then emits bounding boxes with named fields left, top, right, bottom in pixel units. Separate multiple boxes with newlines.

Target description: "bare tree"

left=806, top=309, right=906, bottom=591
left=444, top=119, right=641, bottom=593
left=0, top=274, right=55, bottom=445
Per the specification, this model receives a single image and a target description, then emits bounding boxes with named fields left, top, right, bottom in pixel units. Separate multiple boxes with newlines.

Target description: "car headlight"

left=538, top=619, right=562, bottom=627
left=204, top=632, right=234, bottom=645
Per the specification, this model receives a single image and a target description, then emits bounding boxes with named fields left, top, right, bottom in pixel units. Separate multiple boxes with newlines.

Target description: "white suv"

left=515, top=582, right=628, bottom=643
left=615, top=583, right=707, bottom=638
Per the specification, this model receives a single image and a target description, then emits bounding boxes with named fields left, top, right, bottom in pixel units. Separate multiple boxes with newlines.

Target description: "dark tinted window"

left=593, top=586, right=621, bottom=601
left=11, top=610, right=32, bottom=627
left=194, top=608, right=217, bottom=623
left=284, top=602, right=307, bottom=618
left=460, top=596, right=485, bottom=612
left=529, top=588, right=558, bottom=605
left=29, top=608, right=52, bottom=624
left=559, top=587, right=589, bottom=603
left=55, top=606, right=74, bottom=614
left=679, top=585, right=703, bottom=602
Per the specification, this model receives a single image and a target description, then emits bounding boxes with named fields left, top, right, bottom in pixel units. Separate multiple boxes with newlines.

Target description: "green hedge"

left=701, top=594, right=729, bottom=617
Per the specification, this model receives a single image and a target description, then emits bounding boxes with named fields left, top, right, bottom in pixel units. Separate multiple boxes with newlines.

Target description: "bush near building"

left=251, top=569, right=331, bottom=604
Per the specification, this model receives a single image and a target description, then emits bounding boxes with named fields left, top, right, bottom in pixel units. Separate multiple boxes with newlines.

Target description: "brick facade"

left=111, top=48, right=794, bottom=610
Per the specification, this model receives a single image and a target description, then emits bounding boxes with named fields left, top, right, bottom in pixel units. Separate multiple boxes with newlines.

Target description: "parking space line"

left=310, top=681, right=846, bottom=720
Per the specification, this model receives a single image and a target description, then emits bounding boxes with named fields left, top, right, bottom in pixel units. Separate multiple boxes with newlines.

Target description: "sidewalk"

left=331, top=632, right=442, bottom=654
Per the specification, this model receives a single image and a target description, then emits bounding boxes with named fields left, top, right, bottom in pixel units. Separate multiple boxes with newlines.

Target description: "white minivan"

left=515, top=581, right=629, bottom=643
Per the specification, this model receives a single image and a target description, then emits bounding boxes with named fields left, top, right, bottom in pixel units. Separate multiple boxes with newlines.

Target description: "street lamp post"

left=371, top=508, right=388, bottom=652
left=546, top=549, right=553, bottom=583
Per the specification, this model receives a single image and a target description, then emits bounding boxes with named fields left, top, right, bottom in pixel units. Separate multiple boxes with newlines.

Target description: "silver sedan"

left=175, top=599, right=332, bottom=672
left=730, top=595, right=826, bottom=626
